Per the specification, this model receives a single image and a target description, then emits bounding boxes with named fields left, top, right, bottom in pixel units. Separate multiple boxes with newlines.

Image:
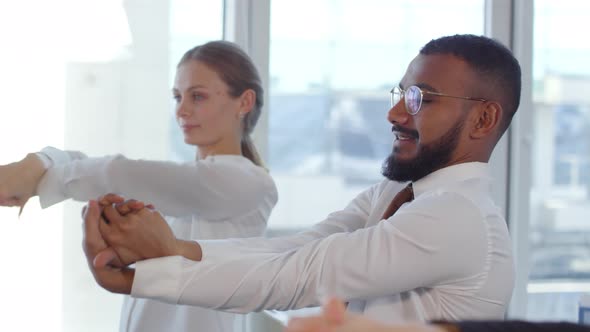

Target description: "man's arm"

left=127, top=193, right=490, bottom=313
left=84, top=182, right=373, bottom=298
left=91, top=189, right=484, bottom=313
left=94, top=181, right=374, bottom=264
left=182, top=181, right=377, bottom=260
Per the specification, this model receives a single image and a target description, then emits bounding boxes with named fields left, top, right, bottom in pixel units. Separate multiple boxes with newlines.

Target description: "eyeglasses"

left=390, top=85, right=488, bottom=115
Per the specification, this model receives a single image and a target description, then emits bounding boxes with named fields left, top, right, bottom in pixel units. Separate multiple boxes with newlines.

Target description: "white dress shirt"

left=35, top=146, right=278, bottom=332
left=132, top=162, right=514, bottom=324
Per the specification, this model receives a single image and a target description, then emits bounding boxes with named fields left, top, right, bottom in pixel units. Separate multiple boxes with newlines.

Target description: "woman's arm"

left=37, top=152, right=277, bottom=219
left=0, top=153, right=46, bottom=208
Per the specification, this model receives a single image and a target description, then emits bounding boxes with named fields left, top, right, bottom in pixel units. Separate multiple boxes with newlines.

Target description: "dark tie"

left=381, top=183, right=414, bottom=220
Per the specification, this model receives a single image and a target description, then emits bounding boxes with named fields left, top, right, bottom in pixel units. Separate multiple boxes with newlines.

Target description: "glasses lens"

left=405, top=86, right=422, bottom=115
left=390, top=87, right=402, bottom=107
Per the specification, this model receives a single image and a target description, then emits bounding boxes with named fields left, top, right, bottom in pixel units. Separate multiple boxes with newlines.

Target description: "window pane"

left=527, top=1, right=590, bottom=322
left=267, top=0, right=484, bottom=229
left=0, top=1, right=222, bottom=331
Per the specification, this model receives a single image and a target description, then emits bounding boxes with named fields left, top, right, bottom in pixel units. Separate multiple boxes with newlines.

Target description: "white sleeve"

left=35, top=146, right=88, bottom=168
left=36, top=153, right=276, bottom=219
left=132, top=192, right=490, bottom=313
left=200, top=185, right=374, bottom=259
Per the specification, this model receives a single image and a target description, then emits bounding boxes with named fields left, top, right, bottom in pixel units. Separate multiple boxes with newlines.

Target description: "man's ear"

left=470, top=101, right=502, bottom=139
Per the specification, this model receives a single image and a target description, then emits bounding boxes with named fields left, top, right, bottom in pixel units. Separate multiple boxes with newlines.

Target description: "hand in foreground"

left=0, top=154, right=46, bottom=212
left=82, top=200, right=134, bottom=294
left=285, top=298, right=445, bottom=332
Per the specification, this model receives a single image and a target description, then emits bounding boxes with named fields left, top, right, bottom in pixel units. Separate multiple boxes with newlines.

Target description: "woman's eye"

left=193, top=94, right=205, bottom=102
left=173, top=95, right=181, bottom=103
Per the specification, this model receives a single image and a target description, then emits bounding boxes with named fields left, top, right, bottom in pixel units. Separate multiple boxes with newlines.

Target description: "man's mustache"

left=391, top=125, right=419, bottom=139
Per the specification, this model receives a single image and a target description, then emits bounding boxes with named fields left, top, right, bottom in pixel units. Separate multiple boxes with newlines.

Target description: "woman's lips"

left=181, top=124, right=201, bottom=132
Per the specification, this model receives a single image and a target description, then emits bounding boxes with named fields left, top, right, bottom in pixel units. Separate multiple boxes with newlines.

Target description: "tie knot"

left=381, top=183, right=414, bottom=220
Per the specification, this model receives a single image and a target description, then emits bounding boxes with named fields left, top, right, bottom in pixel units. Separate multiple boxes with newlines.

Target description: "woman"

left=0, top=41, right=277, bottom=332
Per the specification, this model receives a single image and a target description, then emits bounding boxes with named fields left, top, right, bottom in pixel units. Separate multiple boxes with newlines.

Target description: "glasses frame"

left=390, top=85, right=488, bottom=115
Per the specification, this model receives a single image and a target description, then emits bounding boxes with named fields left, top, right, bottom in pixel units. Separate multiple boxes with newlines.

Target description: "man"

left=83, top=34, right=521, bottom=324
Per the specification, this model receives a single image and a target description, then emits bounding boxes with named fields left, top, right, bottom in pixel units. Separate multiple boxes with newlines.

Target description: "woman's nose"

left=176, top=99, right=191, bottom=118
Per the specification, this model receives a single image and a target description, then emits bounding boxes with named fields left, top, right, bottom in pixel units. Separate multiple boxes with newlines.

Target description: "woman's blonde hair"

left=178, top=41, right=265, bottom=167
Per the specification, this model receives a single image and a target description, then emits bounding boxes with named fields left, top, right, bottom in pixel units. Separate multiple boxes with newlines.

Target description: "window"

left=6, top=1, right=589, bottom=329
left=526, top=1, right=590, bottom=322
left=267, top=0, right=485, bottom=229
left=0, top=1, right=222, bottom=331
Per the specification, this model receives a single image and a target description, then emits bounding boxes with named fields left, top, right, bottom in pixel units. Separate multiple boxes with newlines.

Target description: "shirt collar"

left=411, top=162, right=491, bottom=198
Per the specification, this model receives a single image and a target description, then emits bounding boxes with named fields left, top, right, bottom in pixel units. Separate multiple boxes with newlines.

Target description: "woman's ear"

left=238, top=89, right=256, bottom=116
left=470, top=101, right=502, bottom=139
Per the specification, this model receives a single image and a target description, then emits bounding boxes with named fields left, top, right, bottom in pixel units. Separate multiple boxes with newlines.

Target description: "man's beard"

left=381, top=120, right=464, bottom=182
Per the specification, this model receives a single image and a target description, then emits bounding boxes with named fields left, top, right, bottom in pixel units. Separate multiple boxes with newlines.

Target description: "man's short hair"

left=420, top=34, right=521, bottom=133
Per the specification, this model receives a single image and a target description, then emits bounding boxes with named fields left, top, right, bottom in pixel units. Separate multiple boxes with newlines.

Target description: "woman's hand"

left=0, top=153, right=46, bottom=211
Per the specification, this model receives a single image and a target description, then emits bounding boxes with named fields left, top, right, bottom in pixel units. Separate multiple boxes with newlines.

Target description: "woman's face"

left=173, top=60, right=244, bottom=148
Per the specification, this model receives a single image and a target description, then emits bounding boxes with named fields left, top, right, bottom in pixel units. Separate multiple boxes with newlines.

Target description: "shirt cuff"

left=35, top=152, right=53, bottom=169
left=37, top=146, right=87, bottom=167
left=131, top=256, right=186, bottom=304
left=35, top=147, right=89, bottom=208
left=37, top=167, right=68, bottom=208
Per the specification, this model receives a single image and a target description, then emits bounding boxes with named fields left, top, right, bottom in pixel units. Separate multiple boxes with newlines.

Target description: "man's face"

left=382, top=54, right=477, bottom=182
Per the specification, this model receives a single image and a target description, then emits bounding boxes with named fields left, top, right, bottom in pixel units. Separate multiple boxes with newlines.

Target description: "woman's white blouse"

left=36, top=146, right=278, bottom=332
